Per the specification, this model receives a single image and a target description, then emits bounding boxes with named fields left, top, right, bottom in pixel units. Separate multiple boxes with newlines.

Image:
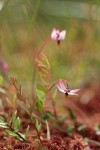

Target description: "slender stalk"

left=32, top=65, right=36, bottom=100
left=38, top=36, right=51, bottom=53
left=52, top=99, right=58, bottom=120
left=46, top=120, right=51, bottom=140
left=47, top=81, right=59, bottom=92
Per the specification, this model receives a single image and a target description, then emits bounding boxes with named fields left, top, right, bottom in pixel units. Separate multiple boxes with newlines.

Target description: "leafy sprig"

left=0, top=111, right=29, bottom=143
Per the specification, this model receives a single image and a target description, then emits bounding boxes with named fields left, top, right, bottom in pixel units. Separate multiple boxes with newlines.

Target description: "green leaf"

left=25, top=125, right=30, bottom=138
left=14, top=117, right=21, bottom=132
left=36, top=100, right=43, bottom=112
left=37, top=124, right=42, bottom=133
left=0, top=116, right=8, bottom=128
left=36, top=90, right=45, bottom=102
left=77, top=124, right=87, bottom=131
left=35, top=119, right=39, bottom=129
left=35, top=119, right=42, bottom=133
left=5, top=130, right=17, bottom=137
left=37, top=84, right=46, bottom=94
left=0, top=116, right=5, bottom=123
left=13, top=111, right=17, bottom=123
left=0, top=76, right=3, bottom=85
left=67, top=125, right=74, bottom=133
left=36, top=84, right=46, bottom=102
left=0, top=123, right=8, bottom=128
left=17, top=132, right=25, bottom=141
left=43, top=111, right=56, bottom=121
left=36, top=85, right=46, bottom=112
left=67, top=107, right=76, bottom=121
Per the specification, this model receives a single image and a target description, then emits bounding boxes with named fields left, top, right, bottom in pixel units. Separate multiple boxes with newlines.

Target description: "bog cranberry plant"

left=0, top=28, right=81, bottom=143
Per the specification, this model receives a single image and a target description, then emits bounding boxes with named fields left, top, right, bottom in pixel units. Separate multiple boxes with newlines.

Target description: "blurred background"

left=0, top=0, right=100, bottom=120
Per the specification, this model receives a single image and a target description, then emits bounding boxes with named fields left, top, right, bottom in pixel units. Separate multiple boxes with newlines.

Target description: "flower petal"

left=70, top=89, right=80, bottom=93
left=58, top=30, right=66, bottom=40
left=51, top=28, right=59, bottom=40
left=57, top=85, right=66, bottom=93
left=68, top=92, right=78, bottom=96
left=59, top=79, right=66, bottom=91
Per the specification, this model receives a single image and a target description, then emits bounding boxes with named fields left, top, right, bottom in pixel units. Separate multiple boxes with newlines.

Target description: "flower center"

left=66, top=88, right=70, bottom=92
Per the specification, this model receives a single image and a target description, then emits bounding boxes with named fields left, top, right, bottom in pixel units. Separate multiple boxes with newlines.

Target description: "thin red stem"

left=38, top=36, right=51, bottom=54
left=47, top=81, right=58, bottom=92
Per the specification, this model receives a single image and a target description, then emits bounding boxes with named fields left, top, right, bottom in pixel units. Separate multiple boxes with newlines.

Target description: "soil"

left=0, top=119, right=100, bottom=150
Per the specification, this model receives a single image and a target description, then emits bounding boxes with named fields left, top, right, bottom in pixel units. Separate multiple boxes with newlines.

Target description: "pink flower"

left=51, top=28, right=66, bottom=44
left=0, top=59, right=9, bottom=72
left=57, top=79, right=80, bottom=96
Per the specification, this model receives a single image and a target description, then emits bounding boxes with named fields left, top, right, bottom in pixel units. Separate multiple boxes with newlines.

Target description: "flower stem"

left=52, top=99, right=58, bottom=120
left=38, top=36, right=51, bottom=53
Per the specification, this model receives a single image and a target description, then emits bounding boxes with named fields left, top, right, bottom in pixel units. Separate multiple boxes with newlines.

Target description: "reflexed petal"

left=51, top=28, right=59, bottom=40
left=70, top=89, right=80, bottom=93
left=51, top=32, right=57, bottom=40
left=59, top=80, right=66, bottom=91
left=57, top=85, right=66, bottom=93
left=68, top=92, right=78, bottom=96
left=59, top=30, right=66, bottom=40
